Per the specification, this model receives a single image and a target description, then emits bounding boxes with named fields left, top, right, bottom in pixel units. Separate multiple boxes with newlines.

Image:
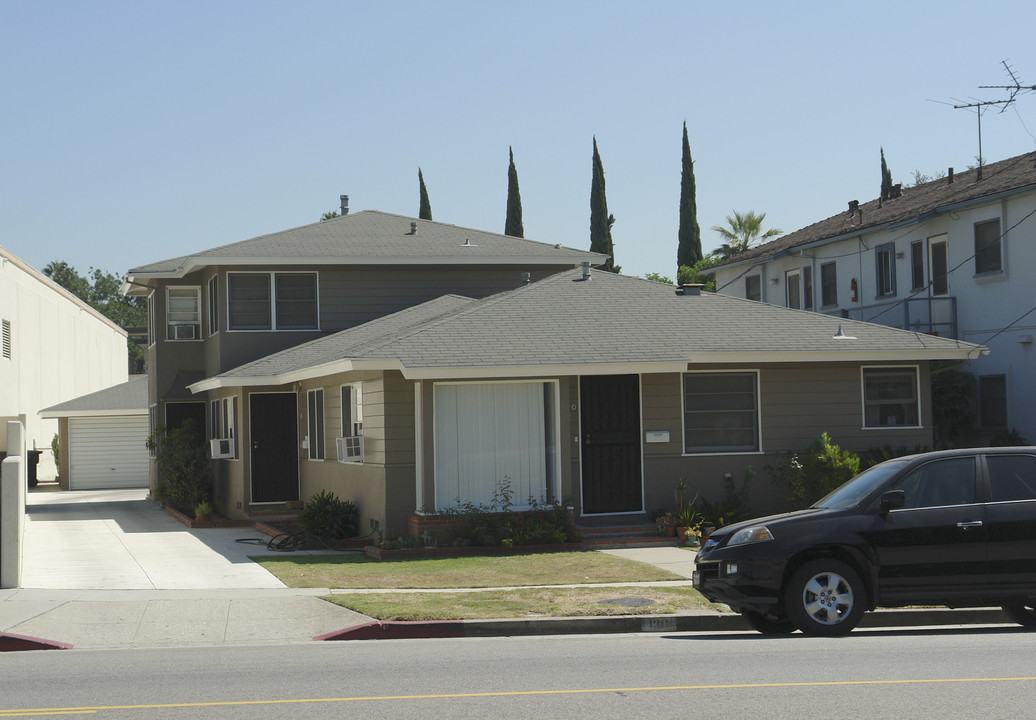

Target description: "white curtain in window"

left=434, top=382, right=547, bottom=510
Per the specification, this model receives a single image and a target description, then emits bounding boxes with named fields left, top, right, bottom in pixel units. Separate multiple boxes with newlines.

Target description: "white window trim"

left=307, top=388, right=325, bottom=461
left=226, top=271, right=321, bottom=332
left=973, top=217, right=1004, bottom=277
left=338, top=382, right=364, bottom=464
left=432, top=378, right=561, bottom=511
left=681, top=369, right=763, bottom=456
left=166, top=285, right=202, bottom=341
left=875, top=242, right=896, bottom=298
left=860, top=365, right=922, bottom=430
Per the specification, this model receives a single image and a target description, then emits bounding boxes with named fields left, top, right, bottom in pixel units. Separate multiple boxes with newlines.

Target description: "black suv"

left=693, top=447, right=1036, bottom=635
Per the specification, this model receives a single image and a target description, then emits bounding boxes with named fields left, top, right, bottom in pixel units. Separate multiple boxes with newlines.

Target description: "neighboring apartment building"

left=712, top=151, right=1036, bottom=443
left=0, top=246, right=129, bottom=479
left=120, top=208, right=606, bottom=516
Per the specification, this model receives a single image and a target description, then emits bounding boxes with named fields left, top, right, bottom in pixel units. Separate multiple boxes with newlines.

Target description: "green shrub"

left=767, top=433, right=860, bottom=509
left=146, top=420, right=210, bottom=513
left=298, top=490, right=358, bottom=539
left=698, top=467, right=754, bottom=527
left=51, top=433, right=60, bottom=470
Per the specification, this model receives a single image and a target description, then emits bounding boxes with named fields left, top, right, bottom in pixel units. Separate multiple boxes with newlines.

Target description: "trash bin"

left=27, top=450, right=41, bottom=488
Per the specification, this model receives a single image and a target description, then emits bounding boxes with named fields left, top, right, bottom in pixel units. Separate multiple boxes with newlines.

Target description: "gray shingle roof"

left=196, top=270, right=984, bottom=387
left=39, top=376, right=148, bottom=417
left=716, top=151, right=1036, bottom=268
left=127, top=210, right=606, bottom=278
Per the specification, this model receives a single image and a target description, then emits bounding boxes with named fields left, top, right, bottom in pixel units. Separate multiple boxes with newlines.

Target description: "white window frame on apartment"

left=207, top=275, right=219, bottom=336
left=166, top=286, right=201, bottom=341
left=307, top=388, right=325, bottom=461
left=338, top=383, right=364, bottom=463
left=682, top=370, right=761, bottom=455
left=875, top=243, right=896, bottom=297
left=785, top=269, right=802, bottom=310
left=226, top=271, right=320, bottom=332
left=861, top=365, right=921, bottom=429
left=432, top=379, right=560, bottom=511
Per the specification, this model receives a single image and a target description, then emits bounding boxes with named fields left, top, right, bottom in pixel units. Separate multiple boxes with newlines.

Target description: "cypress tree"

left=589, top=137, right=618, bottom=272
left=677, top=122, right=702, bottom=269
left=880, top=148, right=893, bottom=201
left=418, top=168, right=432, bottom=220
left=504, top=147, right=524, bottom=237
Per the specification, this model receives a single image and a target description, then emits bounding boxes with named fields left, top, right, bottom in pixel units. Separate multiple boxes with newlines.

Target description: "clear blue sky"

left=4, top=0, right=1035, bottom=282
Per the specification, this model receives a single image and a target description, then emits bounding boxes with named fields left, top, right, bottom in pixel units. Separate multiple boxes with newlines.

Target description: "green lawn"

left=254, top=550, right=724, bottom=621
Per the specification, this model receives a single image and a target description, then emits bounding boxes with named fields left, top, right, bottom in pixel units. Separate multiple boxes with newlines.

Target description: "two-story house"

left=712, top=151, right=1036, bottom=444
left=121, top=208, right=606, bottom=521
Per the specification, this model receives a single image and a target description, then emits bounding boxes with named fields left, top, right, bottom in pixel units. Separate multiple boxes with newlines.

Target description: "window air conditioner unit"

left=172, top=324, right=198, bottom=340
left=336, top=435, right=363, bottom=462
left=210, top=438, right=235, bottom=459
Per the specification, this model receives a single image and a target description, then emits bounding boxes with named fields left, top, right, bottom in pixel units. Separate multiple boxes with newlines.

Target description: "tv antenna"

left=943, top=61, right=1035, bottom=179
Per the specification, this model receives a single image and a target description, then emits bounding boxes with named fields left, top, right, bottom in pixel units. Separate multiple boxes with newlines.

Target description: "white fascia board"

left=38, top=409, right=148, bottom=419
left=684, top=348, right=986, bottom=363
left=188, top=358, right=396, bottom=393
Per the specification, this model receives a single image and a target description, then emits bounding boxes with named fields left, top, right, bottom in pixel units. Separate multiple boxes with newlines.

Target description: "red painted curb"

left=316, top=620, right=466, bottom=641
left=0, top=633, right=73, bottom=652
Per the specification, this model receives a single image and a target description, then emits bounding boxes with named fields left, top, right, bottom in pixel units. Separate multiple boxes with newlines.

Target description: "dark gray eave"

left=39, top=376, right=148, bottom=418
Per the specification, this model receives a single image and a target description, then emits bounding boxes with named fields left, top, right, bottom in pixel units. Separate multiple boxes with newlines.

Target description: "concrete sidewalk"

left=0, top=489, right=1016, bottom=650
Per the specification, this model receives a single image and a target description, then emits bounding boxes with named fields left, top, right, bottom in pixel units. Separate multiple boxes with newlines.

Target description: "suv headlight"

left=727, top=525, right=774, bottom=546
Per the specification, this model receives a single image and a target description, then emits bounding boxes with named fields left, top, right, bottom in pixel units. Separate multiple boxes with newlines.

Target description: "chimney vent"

left=409, top=221, right=417, bottom=235
left=678, top=284, right=704, bottom=296
left=848, top=200, right=859, bottom=215
left=340, top=195, right=349, bottom=216
left=948, top=168, right=954, bottom=184
left=581, top=261, right=591, bottom=281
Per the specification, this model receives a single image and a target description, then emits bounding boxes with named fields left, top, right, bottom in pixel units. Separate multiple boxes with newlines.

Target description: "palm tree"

left=712, top=210, right=782, bottom=259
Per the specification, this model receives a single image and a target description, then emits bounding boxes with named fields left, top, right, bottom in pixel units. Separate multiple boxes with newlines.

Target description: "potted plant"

left=655, top=511, right=676, bottom=537
left=675, top=503, right=703, bottom=546
left=194, top=500, right=214, bottom=525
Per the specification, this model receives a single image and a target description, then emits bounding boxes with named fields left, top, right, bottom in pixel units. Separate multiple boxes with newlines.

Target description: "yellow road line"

left=2, top=677, right=1034, bottom=715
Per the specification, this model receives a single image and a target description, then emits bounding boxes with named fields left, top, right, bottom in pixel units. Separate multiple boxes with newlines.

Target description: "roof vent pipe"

left=340, top=195, right=349, bottom=215
left=581, top=261, right=591, bottom=281
left=410, top=221, right=417, bottom=235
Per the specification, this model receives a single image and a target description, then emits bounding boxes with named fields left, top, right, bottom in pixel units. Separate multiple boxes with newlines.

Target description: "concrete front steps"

left=577, top=523, right=678, bottom=549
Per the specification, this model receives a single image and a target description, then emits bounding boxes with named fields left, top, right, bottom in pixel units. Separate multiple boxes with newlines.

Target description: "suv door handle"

left=956, top=520, right=983, bottom=529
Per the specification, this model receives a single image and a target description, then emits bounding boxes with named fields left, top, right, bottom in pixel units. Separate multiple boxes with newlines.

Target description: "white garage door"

left=68, top=416, right=150, bottom=490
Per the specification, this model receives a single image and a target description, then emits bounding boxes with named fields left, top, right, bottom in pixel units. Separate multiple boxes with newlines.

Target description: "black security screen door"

left=249, top=393, right=299, bottom=503
left=580, top=375, right=643, bottom=514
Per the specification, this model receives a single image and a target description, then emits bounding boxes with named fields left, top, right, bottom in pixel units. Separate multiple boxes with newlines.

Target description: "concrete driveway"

left=22, top=488, right=288, bottom=590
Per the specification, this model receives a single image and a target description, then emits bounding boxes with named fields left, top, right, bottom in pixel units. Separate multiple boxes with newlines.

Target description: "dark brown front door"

left=249, top=393, right=299, bottom=503
left=580, top=375, right=642, bottom=514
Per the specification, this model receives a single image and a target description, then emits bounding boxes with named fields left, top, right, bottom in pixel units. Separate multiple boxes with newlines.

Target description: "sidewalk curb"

left=316, top=607, right=1011, bottom=641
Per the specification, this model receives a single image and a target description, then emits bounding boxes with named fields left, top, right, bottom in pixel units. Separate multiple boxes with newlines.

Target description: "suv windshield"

left=812, top=460, right=909, bottom=510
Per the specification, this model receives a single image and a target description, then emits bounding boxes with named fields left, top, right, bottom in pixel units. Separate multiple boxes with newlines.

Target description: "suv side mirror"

left=879, top=489, right=906, bottom=513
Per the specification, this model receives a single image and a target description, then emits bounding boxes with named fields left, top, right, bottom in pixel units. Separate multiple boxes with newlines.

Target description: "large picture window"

left=433, top=381, right=557, bottom=510
left=683, top=372, right=759, bottom=454
left=227, top=272, right=318, bottom=331
left=862, top=367, right=919, bottom=428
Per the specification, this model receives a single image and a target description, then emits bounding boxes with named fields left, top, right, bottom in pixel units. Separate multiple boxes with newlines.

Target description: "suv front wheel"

left=785, top=559, right=866, bottom=636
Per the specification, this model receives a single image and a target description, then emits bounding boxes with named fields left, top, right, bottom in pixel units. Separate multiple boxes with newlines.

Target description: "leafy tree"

left=712, top=210, right=781, bottom=259
left=589, top=136, right=619, bottom=273
left=644, top=271, right=674, bottom=284
left=504, top=146, right=524, bottom=237
left=320, top=210, right=339, bottom=221
left=418, top=168, right=432, bottom=220
left=880, top=147, right=893, bottom=200
left=677, top=122, right=702, bottom=268
left=677, top=254, right=722, bottom=291
left=43, top=261, right=146, bottom=367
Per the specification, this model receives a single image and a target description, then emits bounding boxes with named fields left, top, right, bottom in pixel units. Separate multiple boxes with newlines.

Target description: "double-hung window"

left=166, top=286, right=201, bottom=340
left=820, top=262, right=837, bottom=307
left=875, top=243, right=896, bottom=297
left=307, top=389, right=325, bottom=460
left=974, top=219, right=1002, bottom=274
left=683, top=372, right=759, bottom=453
left=338, top=384, right=364, bottom=462
left=227, top=272, right=318, bottom=331
left=862, top=367, right=919, bottom=428
left=746, top=275, right=761, bottom=302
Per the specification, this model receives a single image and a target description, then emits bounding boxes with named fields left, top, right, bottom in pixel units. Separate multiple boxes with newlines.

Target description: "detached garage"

left=40, top=376, right=149, bottom=490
